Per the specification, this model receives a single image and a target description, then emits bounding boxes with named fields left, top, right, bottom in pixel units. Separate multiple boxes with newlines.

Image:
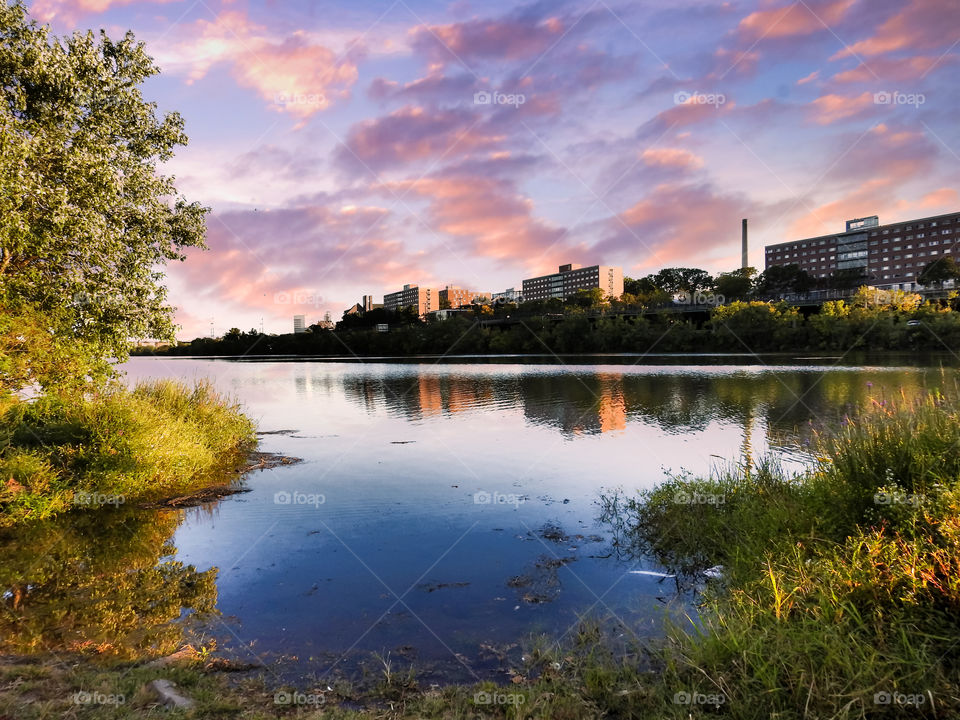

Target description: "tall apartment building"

left=764, top=212, right=960, bottom=290
left=383, top=284, right=438, bottom=315
left=439, top=286, right=485, bottom=308
left=293, top=315, right=306, bottom=333
left=522, top=263, right=624, bottom=302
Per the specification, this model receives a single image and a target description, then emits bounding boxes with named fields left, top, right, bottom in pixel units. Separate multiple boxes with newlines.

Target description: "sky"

left=28, top=0, right=960, bottom=338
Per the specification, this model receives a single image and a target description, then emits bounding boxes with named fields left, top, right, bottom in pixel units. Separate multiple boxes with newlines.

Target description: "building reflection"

left=339, top=365, right=943, bottom=444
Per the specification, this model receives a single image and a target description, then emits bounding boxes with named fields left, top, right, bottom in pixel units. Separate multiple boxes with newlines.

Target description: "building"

left=344, top=294, right=383, bottom=318
left=439, top=286, right=487, bottom=308
left=293, top=315, right=306, bottom=333
left=491, top=288, right=523, bottom=303
left=383, top=284, right=439, bottom=316
left=522, top=263, right=624, bottom=302
left=764, top=212, right=960, bottom=290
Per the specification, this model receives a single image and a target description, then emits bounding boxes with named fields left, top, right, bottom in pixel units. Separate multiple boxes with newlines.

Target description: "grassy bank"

left=0, top=379, right=257, bottom=526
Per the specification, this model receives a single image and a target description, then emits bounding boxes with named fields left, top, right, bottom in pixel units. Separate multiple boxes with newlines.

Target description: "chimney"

left=741, top=218, right=748, bottom=270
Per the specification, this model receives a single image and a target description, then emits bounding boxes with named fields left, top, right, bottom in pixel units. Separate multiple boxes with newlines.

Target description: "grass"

left=600, top=389, right=960, bottom=717
left=0, top=379, right=257, bottom=526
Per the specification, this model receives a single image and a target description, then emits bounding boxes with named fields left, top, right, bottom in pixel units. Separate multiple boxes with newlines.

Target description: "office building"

left=522, top=263, right=624, bottom=301
left=764, top=212, right=960, bottom=290
left=383, top=284, right=439, bottom=315
left=293, top=315, right=306, bottom=333
left=491, top=288, right=523, bottom=303
left=439, top=286, right=486, bottom=308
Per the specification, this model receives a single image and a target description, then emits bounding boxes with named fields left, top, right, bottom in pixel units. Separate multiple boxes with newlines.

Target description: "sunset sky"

left=30, top=0, right=960, bottom=337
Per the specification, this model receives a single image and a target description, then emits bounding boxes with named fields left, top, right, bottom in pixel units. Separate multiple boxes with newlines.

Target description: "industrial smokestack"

left=741, top=218, right=748, bottom=270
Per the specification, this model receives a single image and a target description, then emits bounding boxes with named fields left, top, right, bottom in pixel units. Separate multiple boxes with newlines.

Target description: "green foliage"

left=0, top=1, right=207, bottom=389
left=918, top=256, right=960, bottom=287
left=601, top=390, right=960, bottom=718
left=0, top=379, right=256, bottom=525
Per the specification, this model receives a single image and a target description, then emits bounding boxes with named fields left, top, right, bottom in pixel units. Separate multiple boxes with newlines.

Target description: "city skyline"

left=29, top=0, right=960, bottom=337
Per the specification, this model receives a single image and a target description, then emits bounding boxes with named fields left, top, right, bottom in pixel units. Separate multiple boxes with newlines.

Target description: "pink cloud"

left=410, top=13, right=567, bottom=65
left=737, top=0, right=856, bottom=41
left=918, top=187, right=960, bottom=209
left=831, top=54, right=955, bottom=83
left=797, top=70, right=820, bottom=85
left=154, top=10, right=359, bottom=118
left=641, top=147, right=704, bottom=170
left=807, top=91, right=875, bottom=124
left=336, top=106, right=505, bottom=175
left=832, top=0, right=959, bottom=59
left=381, top=172, right=574, bottom=270
left=30, top=0, right=178, bottom=23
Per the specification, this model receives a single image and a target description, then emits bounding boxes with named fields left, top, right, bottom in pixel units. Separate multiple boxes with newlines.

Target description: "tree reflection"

left=339, top=366, right=944, bottom=440
left=0, top=506, right=217, bottom=658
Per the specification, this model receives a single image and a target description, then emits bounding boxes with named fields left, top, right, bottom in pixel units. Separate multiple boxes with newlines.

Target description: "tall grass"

left=599, top=389, right=960, bottom=717
left=0, top=379, right=256, bottom=525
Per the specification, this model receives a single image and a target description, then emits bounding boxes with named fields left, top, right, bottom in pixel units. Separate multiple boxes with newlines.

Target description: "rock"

left=148, top=679, right=194, bottom=709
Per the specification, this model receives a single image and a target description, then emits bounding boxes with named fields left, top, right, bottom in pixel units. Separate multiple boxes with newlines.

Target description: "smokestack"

left=741, top=218, right=748, bottom=270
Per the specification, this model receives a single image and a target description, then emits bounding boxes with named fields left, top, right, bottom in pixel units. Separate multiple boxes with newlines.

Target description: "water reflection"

left=339, top=365, right=944, bottom=440
left=0, top=507, right=217, bottom=658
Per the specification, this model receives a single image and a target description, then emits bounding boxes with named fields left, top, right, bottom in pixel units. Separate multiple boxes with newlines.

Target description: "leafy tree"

left=624, top=276, right=658, bottom=296
left=826, top=268, right=868, bottom=291
left=918, top=257, right=960, bottom=288
left=651, top=268, right=714, bottom=295
left=755, top=264, right=814, bottom=296
left=0, top=2, right=207, bottom=390
left=712, top=267, right=756, bottom=301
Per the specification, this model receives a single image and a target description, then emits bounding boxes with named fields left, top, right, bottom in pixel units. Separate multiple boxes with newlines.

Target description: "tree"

left=712, top=267, right=756, bottom=301
left=0, top=3, right=207, bottom=389
left=755, top=264, right=814, bottom=296
left=918, top=257, right=960, bottom=288
left=623, top=276, right=658, bottom=296
left=651, top=268, right=714, bottom=295
left=826, top=268, right=868, bottom=291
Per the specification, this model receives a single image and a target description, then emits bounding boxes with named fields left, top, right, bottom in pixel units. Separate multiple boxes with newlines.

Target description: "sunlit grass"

left=0, top=379, right=256, bottom=525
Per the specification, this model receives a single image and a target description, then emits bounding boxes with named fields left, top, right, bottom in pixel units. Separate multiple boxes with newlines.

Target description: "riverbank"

left=0, top=379, right=257, bottom=526
left=4, top=386, right=959, bottom=717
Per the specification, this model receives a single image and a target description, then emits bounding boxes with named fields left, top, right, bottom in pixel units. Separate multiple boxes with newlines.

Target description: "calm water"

left=3, top=356, right=957, bottom=684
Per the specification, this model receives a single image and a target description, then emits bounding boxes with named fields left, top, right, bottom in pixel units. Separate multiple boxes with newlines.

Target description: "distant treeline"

left=145, top=289, right=960, bottom=357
